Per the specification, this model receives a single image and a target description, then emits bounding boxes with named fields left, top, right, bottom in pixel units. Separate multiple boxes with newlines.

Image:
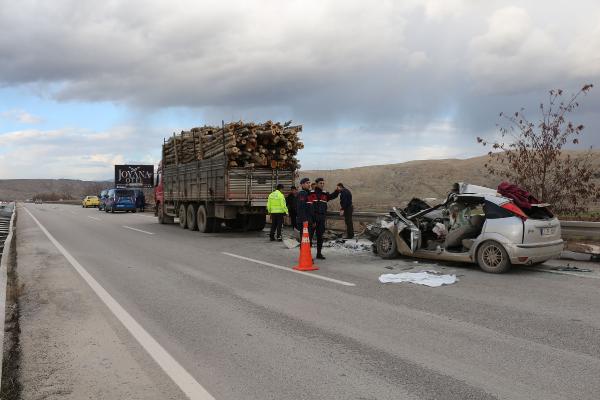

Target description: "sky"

left=0, top=0, right=599, bottom=180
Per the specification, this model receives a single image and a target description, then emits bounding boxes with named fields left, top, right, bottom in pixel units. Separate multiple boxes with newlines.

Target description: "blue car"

left=104, top=188, right=137, bottom=213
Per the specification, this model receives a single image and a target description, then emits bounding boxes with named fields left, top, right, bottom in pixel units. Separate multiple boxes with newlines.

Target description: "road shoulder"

left=16, top=206, right=184, bottom=399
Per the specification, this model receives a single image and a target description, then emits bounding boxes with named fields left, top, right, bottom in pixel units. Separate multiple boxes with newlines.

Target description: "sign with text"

left=115, top=165, right=154, bottom=188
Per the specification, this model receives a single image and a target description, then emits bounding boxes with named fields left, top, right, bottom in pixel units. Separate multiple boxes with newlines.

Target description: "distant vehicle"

left=34, top=199, right=43, bottom=204
left=82, top=195, right=100, bottom=208
left=98, top=189, right=109, bottom=211
left=368, top=183, right=563, bottom=273
left=104, top=189, right=136, bottom=213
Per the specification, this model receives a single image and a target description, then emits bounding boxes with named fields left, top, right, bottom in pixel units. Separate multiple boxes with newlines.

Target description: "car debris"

left=378, top=271, right=458, bottom=287
left=366, top=182, right=564, bottom=274
left=550, top=265, right=593, bottom=273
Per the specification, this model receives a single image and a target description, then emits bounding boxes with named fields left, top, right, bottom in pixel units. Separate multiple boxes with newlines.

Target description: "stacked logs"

left=163, top=121, right=303, bottom=169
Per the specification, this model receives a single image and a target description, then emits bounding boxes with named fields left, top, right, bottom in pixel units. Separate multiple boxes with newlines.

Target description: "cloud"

left=0, top=0, right=599, bottom=179
left=1, top=109, right=43, bottom=124
left=0, top=126, right=162, bottom=179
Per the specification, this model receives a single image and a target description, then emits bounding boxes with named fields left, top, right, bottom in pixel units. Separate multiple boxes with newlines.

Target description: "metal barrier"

left=0, top=202, right=16, bottom=388
left=326, top=210, right=600, bottom=240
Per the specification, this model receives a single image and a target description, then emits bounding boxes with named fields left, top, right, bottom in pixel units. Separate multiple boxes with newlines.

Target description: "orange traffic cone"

left=293, top=222, right=319, bottom=271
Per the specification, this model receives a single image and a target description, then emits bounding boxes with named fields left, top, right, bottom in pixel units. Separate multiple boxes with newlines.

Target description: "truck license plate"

left=541, top=227, right=554, bottom=236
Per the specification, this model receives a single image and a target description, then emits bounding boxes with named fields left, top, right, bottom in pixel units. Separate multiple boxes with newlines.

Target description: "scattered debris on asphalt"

left=379, top=271, right=458, bottom=287
left=283, top=238, right=300, bottom=249
left=324, top=238, right=374, bottom=253
left=550, top=265, right=593, bottom=273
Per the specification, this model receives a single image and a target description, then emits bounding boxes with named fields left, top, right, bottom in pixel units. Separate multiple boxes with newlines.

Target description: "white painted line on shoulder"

left=123, top=226, right=155, bottom=235
left=87, top=216, right=101, bottom=221
left=222, top=252, right=356, bottom=287
left=23, top=207, right=215, bottom=400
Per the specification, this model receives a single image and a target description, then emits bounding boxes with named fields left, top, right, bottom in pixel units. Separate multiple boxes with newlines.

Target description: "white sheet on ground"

left=378, top=271, right=458, bottom=287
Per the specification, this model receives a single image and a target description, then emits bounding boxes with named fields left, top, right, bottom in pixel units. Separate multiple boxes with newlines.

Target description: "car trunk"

left=523, top=207, right=561, bottom=244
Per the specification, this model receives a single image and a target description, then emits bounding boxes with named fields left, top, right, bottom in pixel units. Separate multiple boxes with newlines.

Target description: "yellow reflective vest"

left=267, top=190, right=289, bottom=214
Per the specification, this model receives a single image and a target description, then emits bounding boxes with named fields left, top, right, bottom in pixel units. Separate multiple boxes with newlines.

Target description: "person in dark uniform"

left=308, top=178, right=339, bottom=260
left=286, top=186, right=298, bottom=229
left=336, top=183, right=354, bottom=239
left=296, top=178, right=313, bottom=233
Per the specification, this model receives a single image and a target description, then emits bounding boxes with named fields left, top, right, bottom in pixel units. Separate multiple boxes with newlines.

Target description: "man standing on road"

left=308, top=178, right=339, bottom=260
left=296, top=178, right=312, bottom=232
left=136, top=191, right=146, bottom=212
left=336, top=183, right=354, bottom=239
left=286, top=186, right=298, bottom=229
left=267, top=183, right=288, bottom=241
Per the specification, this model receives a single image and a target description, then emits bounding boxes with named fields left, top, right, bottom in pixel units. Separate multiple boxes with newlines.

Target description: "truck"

left=154, top=155, right=295, bottom=232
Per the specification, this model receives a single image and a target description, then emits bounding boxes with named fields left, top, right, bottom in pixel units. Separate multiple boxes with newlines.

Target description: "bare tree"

left=477, top=84, right=599, bottom=214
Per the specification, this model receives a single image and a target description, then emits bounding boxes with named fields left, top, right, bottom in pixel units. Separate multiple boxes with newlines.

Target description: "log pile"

left=163, top=121, right=303, bottom=169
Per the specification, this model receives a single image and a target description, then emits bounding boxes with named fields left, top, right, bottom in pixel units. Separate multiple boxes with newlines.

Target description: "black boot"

left=316, top=253, right=326, bottom=260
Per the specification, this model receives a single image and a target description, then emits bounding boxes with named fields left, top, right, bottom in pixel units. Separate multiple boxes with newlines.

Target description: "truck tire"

left=179, top=204, right=187, bottom=229
left=225, top=219, right=242, bottom=229
left=187, top=204, right=198, bottom=231
left=476, top=240, right=511, bottom=273
left=196, top=205, right=213, bottom=233
left=158, top=204, right=174, bottom=224
left=376, top=230, right=399, bottom=259
left=210, top=218, right=221, bottom=233
left=251, top=214, right=266, bottom=231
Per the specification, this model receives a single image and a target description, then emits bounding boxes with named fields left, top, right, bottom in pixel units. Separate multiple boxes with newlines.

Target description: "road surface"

left=18, top=203, right=600, bottom=400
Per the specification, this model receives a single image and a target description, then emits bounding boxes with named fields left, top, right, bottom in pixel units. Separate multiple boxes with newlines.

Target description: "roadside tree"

left=477, top=84, right=599, bottom=214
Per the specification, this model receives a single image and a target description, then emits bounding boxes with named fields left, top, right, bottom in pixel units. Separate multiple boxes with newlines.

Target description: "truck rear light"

left=501, top=202, right=528, bottom=220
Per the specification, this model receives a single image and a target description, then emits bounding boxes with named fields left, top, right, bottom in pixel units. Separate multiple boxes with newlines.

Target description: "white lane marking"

left=222, top=252, right=356, bottom=287
left=23, top=207, right=215, bottom=400
left=134, top=213, right=155, bottom=218
left=122, top=226, right=155, bottom=235
left=87, top=216, right=101, bottom=221
left=524, top=266, right=600, bottom=279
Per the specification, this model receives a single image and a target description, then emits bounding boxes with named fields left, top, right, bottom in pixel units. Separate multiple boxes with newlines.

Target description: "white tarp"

left=378, top=271, right=458, bottom=287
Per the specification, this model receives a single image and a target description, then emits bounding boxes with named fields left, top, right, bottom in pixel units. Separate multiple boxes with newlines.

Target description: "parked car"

left=104, top=189, right=137, bottom=213
left=82, top=195, right=100, bottom=208
left=98, top=189, right=109, bottom=211
left=367, top=183, right=563, bottom=273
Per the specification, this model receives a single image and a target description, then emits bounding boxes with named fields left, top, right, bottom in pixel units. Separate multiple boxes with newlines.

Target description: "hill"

left=0, top=179, right=110, bottom=201
left=302, top=151, right=600, bottom=211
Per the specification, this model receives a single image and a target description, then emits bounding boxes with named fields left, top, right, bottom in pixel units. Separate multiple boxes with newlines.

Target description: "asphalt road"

left=21, top=203, right=600, bottom=400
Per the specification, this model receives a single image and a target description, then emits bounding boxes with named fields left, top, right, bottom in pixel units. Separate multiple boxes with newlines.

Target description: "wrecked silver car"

left=367, top=183, right=564, bottom=273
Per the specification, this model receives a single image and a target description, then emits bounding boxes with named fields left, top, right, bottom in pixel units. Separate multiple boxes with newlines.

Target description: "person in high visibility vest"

left=267, top=183, right=289, bottom=241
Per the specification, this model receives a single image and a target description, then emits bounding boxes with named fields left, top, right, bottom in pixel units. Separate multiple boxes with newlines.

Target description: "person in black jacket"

left=296, top=178, right=313, bottom=233
left=308, top=178, right=339, bottom=260
left=336, top=183, right=354, bottom=239
left=286, top=186, right=298, bottom=228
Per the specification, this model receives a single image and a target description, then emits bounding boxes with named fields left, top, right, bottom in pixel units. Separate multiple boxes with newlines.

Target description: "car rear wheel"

left=179, top=204, right=187, bottom=229
left=376, top=230, right=399, bottom=259
left=476, top=240, right=511, bottom=273
left=187, top=204, right=198, bottom=231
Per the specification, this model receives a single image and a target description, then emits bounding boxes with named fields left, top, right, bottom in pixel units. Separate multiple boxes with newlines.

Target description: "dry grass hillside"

left=303, top=151, right=600, bottom=212
left=0, top=179, right=110, bottom=201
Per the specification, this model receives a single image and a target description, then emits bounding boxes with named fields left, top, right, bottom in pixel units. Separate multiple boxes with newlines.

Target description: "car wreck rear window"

left=483, top=201, right=515, bottom=219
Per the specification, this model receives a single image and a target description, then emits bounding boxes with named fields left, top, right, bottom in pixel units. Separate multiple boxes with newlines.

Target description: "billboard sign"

left=115, top=165, right=154, bottom=188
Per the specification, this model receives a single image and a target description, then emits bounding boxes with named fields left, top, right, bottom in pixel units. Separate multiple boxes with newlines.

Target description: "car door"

left=392, top=208, right=421, bottom=253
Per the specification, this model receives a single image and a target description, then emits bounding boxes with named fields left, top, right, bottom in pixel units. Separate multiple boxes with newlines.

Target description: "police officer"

left=308, top=177, right=339, bottom=260
left=267, top=183, right=288, bottom=241
left=296, top=178, right=313, bottom=234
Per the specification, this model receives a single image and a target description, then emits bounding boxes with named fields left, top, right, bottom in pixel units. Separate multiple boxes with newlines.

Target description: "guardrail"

left=326, top=210, right=600, bottom=240
left=0, top=203, right=16, bottom=389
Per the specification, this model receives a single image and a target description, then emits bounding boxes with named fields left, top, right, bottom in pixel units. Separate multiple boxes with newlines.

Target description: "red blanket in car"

left=497, top=182, right=540, bottom=210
